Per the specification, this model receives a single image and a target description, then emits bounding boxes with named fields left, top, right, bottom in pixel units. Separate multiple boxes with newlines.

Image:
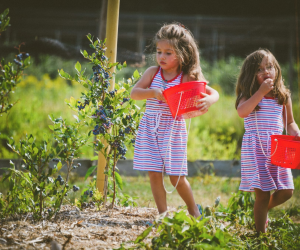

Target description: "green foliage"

left=60, top=34, right=143, bottom=207
left=202, top=57, right=243, bottom=96
left=0, top=9, right=10, bottom=33
left=119, top=193, right=300, bottom=250
left=0, top=114, right=89, bottom=219
left=75, top=179, right=104, bottom=210
left=0, top=75, right=89, bottom=158
left=0, top=8, right=31, bottom=115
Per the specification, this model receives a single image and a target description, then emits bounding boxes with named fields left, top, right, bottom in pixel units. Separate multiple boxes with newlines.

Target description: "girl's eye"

left=257, top=68, right=263, bottom=72
left=157, top=51, right=161, bottom=54
left=267, top=65, right=274, bottom=70
left=166, top=53, right=171, bottom=55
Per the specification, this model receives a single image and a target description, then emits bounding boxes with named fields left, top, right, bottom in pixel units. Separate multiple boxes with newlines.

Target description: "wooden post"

left=98, top=0, right=108, bottom=41
left=96, top=0, right=120, bottom=195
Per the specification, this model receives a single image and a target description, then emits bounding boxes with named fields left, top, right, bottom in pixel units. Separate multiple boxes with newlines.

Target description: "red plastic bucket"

left=271, top=135, right=300, bottom=169
left=163, top=81, right=207, bottom=119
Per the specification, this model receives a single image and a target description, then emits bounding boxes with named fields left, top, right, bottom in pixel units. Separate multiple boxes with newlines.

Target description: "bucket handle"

left=162, top=91, right=191, bottom=194
left=255, top=105, right=287, bottom=158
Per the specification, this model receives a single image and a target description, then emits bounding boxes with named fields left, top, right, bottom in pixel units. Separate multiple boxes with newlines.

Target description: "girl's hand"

left=153, top=88, right=166, bottom=102
left=259, top=78, right=274, bottom=95
left=196, top=92, right=213, bottom=111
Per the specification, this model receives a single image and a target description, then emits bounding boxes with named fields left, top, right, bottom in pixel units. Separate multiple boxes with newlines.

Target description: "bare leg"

left=148, top=171, right=167, bottom=214
left=169, top=175, right=201, bottom=218
left=268, top=189, right=293, bottom=210
left=254, top=188, right=270, bottom=233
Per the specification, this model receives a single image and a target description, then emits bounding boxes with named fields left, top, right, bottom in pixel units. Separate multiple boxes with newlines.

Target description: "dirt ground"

left=0, top=205, right=164, bottom=250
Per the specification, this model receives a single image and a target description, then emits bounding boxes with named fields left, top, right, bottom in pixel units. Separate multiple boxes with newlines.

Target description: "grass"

left=118, top=175, right=300, bottom=221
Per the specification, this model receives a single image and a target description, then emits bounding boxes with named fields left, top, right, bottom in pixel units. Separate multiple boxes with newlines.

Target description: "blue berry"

left=119, top=129, right=124, bottom=137
left=104, top=72, right=109, bottom=79
left=13, top=59, right=22, bottom=66
left=17, top=54, right=23, bottom=60
left=73, top=185, right=80, bottom=192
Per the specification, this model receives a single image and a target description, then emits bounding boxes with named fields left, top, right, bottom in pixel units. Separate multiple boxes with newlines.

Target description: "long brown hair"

left=152, top=23, right=206, bottom=81
left=235, top=49, right=290, bottom=109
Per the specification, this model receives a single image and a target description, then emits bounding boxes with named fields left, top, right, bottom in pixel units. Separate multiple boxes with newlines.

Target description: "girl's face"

left=256, top=56, right=276, bottom=85
left=156, top=40, right=179, bottom=72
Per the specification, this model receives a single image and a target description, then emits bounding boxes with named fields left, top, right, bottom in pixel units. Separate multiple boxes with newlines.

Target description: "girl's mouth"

left=160, top=61, right=166, bottom=65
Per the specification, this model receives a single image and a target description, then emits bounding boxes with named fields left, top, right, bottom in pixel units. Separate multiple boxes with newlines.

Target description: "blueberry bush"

left=0, top=9, right=31, bottom=115
left=59, top=34, right=142, bottom=208
left=0, top=115, right=89, bottom=219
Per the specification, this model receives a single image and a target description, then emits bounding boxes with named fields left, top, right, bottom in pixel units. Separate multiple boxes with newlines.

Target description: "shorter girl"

left=131, top=23, right=219, bottom=218
left=235, top=49, right=300, bottom=233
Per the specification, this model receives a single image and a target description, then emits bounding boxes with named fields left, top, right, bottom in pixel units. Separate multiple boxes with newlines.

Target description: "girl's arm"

left=130, top=66, right=166, bottom=102
left=237, top=78, right=274, bottom=118
left=197, top=85, right=219, bottom=111
left=283, top=97, right=300, bottom=136
left=182, top=75, right=219, bottom=111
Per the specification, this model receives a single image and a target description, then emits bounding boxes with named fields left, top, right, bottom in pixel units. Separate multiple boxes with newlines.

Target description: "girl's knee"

left=148, top=171, right=161, bottom=178
left=282, top=189, right=293, bottom=200
left=148, top=171, right=163, bottom=184
left=254, top=189, right=270, bottom=201
left=169, top=176, right=186, bottom=187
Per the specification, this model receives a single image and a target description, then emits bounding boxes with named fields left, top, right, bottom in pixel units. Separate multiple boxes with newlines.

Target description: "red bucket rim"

left=163, top=81, right=207, bottom=97
left=271, top=134, right=300, bottom=143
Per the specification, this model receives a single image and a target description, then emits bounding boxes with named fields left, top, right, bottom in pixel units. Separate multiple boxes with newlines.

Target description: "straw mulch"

left=0, top=204, right=160, bottom=250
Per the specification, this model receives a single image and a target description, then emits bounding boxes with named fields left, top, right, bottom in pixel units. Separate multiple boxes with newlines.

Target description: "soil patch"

left=0, top=205, right=163, bottom=249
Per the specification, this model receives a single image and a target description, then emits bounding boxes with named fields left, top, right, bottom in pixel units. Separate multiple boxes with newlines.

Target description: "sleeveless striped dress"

left=133, top=67, right=188, bottom=176
left=239, top=97, right=294, bottom=192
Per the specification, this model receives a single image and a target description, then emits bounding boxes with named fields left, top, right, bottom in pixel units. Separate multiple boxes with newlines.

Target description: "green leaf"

left=133, top=70, right=139, bottom=79
left=9, top=160, right=15, bottom=168
left=90, top=155, right=98, bottom=161
left=58, top=69, right=72, bottom=80
left=33, top=147, right=38, bottom=155
left=115, top=172, right=123, bottom=190
left=75, top=61, right=81, bottom=73
left=85, top=165, right=97, bottom=180
left=57, top=161, right=62, bottom=171
left=134, top=226, right=153, bottom=243
left=73, top=115, right=79, bottom=122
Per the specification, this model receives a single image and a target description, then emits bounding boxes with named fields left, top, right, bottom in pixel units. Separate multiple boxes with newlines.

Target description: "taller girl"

left=236, top=49, right=300, bottom=233
left=131, top=23, right=219, bottom=218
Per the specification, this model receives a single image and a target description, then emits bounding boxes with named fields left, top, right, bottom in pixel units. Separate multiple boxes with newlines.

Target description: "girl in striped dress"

left=235, top=49, right=300, bottom=233
left=131, top=23, right=219, bottom=218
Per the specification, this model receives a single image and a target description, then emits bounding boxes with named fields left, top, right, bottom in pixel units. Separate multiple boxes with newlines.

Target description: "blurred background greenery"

left=0, top=54, right=299, bottom=160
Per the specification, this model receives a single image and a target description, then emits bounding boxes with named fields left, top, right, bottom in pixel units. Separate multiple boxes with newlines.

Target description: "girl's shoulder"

left=145, top=66, right=160, bottom=76
left=181, top=74, right=206, bottom=83
left=141, top=66, right=160, bottom=82
left=181, top=74, right=195, bottom=83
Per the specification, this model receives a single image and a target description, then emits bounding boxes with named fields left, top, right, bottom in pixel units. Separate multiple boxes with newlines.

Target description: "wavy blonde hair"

left=152, top=23, right=206, bottom=81
left=235, top=49, right=290, bottom=109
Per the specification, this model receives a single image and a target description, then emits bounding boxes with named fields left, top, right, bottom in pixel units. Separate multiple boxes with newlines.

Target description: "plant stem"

left=55, top=159, right=72, bottom=218
left=111, top=149, right=117, bottom=209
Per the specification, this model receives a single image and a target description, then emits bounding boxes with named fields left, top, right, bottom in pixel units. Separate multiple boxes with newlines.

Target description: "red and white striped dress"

left=133, top=67, right=188, bottom=175
left=239, top=97, right=294, bottom=192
